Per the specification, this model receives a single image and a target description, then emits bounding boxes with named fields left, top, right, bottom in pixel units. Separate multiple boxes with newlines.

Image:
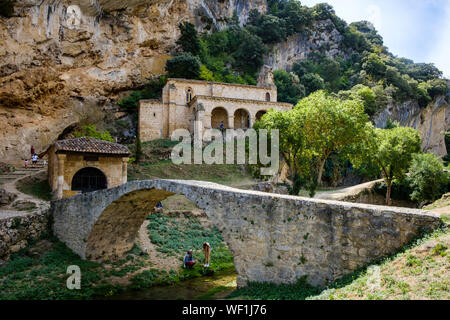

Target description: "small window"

left=265, top=92, right=271, bottom=102
left=186, top=88, right=193, bottom=103
left=153, top=112, right=156, bottom=117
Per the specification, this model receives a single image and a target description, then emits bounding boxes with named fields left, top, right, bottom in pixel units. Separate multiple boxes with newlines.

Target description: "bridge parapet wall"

left=51, top=179, right=442, bottom=287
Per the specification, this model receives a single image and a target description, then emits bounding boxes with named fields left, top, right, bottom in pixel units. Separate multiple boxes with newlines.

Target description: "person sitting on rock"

left=184, top=250, right=196, bottom=269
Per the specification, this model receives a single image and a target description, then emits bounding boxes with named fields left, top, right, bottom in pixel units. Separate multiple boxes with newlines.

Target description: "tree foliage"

left=165, top=52, right=201, bottom=79
left=176, top=22, right=202, bottom=56
left=407, top=153, right=449, bottom=205
left=273, top=70, right=305, bottom=104
left=296, top=91, right=369, bottom=185
left=361, top=126, right=422, bottom=205
left=73, top=125, right=114, bottom=142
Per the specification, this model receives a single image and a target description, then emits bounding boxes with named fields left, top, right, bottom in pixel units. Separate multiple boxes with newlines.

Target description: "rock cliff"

left=373, top=95, right=450, bottom=157
left=0, top=0, right=448, bottom=162
left=0, top=0, right=266, bottom=161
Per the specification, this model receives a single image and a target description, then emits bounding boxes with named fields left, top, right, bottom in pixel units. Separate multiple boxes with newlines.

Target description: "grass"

left=16, top=174, right=52, bottom=201
left=0, top=237, right=126, bottom=300
left=227, top=227, right=450, bottom=300
left=146, top=213, right=235, bottom=273
left=0, top=211, right=235, bottom=299
left=127, top=139, right=254, bottom=187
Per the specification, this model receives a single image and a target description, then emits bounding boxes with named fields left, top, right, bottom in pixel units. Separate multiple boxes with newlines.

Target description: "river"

left=104, top=269, right=237, bottom=300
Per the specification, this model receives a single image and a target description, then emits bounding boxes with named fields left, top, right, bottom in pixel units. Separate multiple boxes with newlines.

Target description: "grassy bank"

left=0, top=212, right=235, bottom=300
left=227, top=227, right=449, bottom=300
left=127, top=139, right=255, bottom=187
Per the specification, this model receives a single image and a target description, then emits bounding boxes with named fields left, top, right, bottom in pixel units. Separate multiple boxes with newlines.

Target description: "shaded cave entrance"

left=85, top=189, right=235, bottom=279
left=71, top=167, right=107, bottom=193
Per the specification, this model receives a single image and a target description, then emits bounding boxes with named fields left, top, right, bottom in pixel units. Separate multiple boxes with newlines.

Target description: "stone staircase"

left=0, top=160, right=47, bottom=187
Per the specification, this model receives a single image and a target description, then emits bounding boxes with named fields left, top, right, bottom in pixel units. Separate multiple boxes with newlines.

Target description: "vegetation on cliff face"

left=261, top=1, right=448, bottom=113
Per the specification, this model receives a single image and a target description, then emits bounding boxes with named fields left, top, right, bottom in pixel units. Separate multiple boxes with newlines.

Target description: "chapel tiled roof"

left=54, top=137, right=130, bottom=155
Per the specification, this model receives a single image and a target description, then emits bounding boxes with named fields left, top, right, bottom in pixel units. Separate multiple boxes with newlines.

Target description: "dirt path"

left=314, top=179, right=384, bottom=201
left=137, top=220, right=180, bottom=271
left=0, top=162, right=48, bottom=217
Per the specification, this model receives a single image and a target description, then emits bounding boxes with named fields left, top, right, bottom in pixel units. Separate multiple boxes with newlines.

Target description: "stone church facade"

left=138, top=73, right=293, bottom=141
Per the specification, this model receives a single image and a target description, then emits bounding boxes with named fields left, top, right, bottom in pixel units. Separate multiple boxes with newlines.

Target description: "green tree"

left=165, top=53, right=201, bottom=79
left=407, top=153, right=449, bottom=206
left=273, top=70, right=305, bottom=104
left=278, top=0, right=313, bottom=35
left=232, top=30, right=267, bottom=74
left=255, top=14, right=287, bottom=43
left=296, top=91, right=369, bottom=185
left=363, top=126, right=422, bottom=205
left=426, top=78, right=449, bottom=98
left=73, top=125, right=114, bottom=142
left=254, top=108, right=311, bottom=194
left=363, top=53, right=387, bottom=79
left=301, top=73, right=325, bottom=95
left=176, top=21, right=201, bottom=56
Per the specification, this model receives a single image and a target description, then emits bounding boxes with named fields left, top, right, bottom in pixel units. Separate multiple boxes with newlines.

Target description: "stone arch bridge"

left=51, top=179, right=441, bottom=287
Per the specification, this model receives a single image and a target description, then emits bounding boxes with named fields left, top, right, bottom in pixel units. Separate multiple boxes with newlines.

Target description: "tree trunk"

left=317, top=158, right=327, bottom=186
left=386, top=180, right=392, bottom=206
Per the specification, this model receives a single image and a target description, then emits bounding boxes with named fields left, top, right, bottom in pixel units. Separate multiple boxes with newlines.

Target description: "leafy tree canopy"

left=407, top=153, right=449, bottom=205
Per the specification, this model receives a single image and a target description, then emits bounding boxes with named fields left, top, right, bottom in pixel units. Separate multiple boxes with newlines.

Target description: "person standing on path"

left=31, top=146, right=35, bottom=157
left=203, top=242, right=211, bottom=267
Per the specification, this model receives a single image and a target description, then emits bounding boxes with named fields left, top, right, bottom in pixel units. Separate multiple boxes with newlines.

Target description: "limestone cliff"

left=0, top=0, right=266, bottom=161
left=373, top=95, right=450, bottom=157
left=265, top=18, right=449, bottom=158
left=266, top=19, right=348, bottom=71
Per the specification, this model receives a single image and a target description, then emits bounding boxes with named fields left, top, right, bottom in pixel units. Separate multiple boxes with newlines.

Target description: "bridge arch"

left=51, top=179, right=440, bottom=287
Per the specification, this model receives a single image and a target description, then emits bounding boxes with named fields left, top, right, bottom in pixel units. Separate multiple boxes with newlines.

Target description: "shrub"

left=176, top=21, right=201, bottom=56
left=165, top=53, right=201, bottom=79
left=426, top=79, right=449, bottom=98
left=407, top=153, right=449, bottom=205
left=119, top=77, right=167, bottom=111
left=73, top=125, right=114, bottom=142
left=301, top=73, right=325, bottom=95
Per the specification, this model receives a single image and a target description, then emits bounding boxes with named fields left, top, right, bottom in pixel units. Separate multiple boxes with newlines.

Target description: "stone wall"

left=51, top=179, right=442, bottom=287
left=0, top=207, right=50, bottom=262
left=48, top=146, right=128, bottom=198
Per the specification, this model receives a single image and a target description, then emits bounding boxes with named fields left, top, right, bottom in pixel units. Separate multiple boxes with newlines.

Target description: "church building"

left=138, top=68, right=293, bottom=141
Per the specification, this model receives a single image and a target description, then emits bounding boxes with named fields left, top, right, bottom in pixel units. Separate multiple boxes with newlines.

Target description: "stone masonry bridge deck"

left=50, top=179, right=442, bottom=287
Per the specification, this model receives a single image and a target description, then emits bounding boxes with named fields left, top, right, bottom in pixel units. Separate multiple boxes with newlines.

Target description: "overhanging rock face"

left=51, top=179, right=442, bottom=287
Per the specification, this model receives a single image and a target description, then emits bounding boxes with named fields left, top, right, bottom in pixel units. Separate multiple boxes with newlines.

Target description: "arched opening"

left=265, top=92, right=271, bottom=102
left=186, top=87, right=193, bottom=103
left=256, top=110, right=267, bottom=121
left=71, top=167, right=107, bottom=193
left=211, top=107, right=228, bottom=129
left=234, top=109, right=250, bottom=129
left=84, top=187, right=237, bottom=299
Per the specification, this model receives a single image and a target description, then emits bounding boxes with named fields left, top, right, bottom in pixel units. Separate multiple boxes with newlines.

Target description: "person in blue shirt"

left=184, top=249, right=196, bottom=269
left=154, top=201, right=163, bottom=213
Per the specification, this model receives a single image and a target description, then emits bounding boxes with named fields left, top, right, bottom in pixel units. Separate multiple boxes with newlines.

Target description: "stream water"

left=104, top=269, right=237, bottom=300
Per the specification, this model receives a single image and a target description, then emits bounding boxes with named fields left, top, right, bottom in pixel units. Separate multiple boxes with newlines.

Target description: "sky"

left=301, top=0, right=450, bottom=78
